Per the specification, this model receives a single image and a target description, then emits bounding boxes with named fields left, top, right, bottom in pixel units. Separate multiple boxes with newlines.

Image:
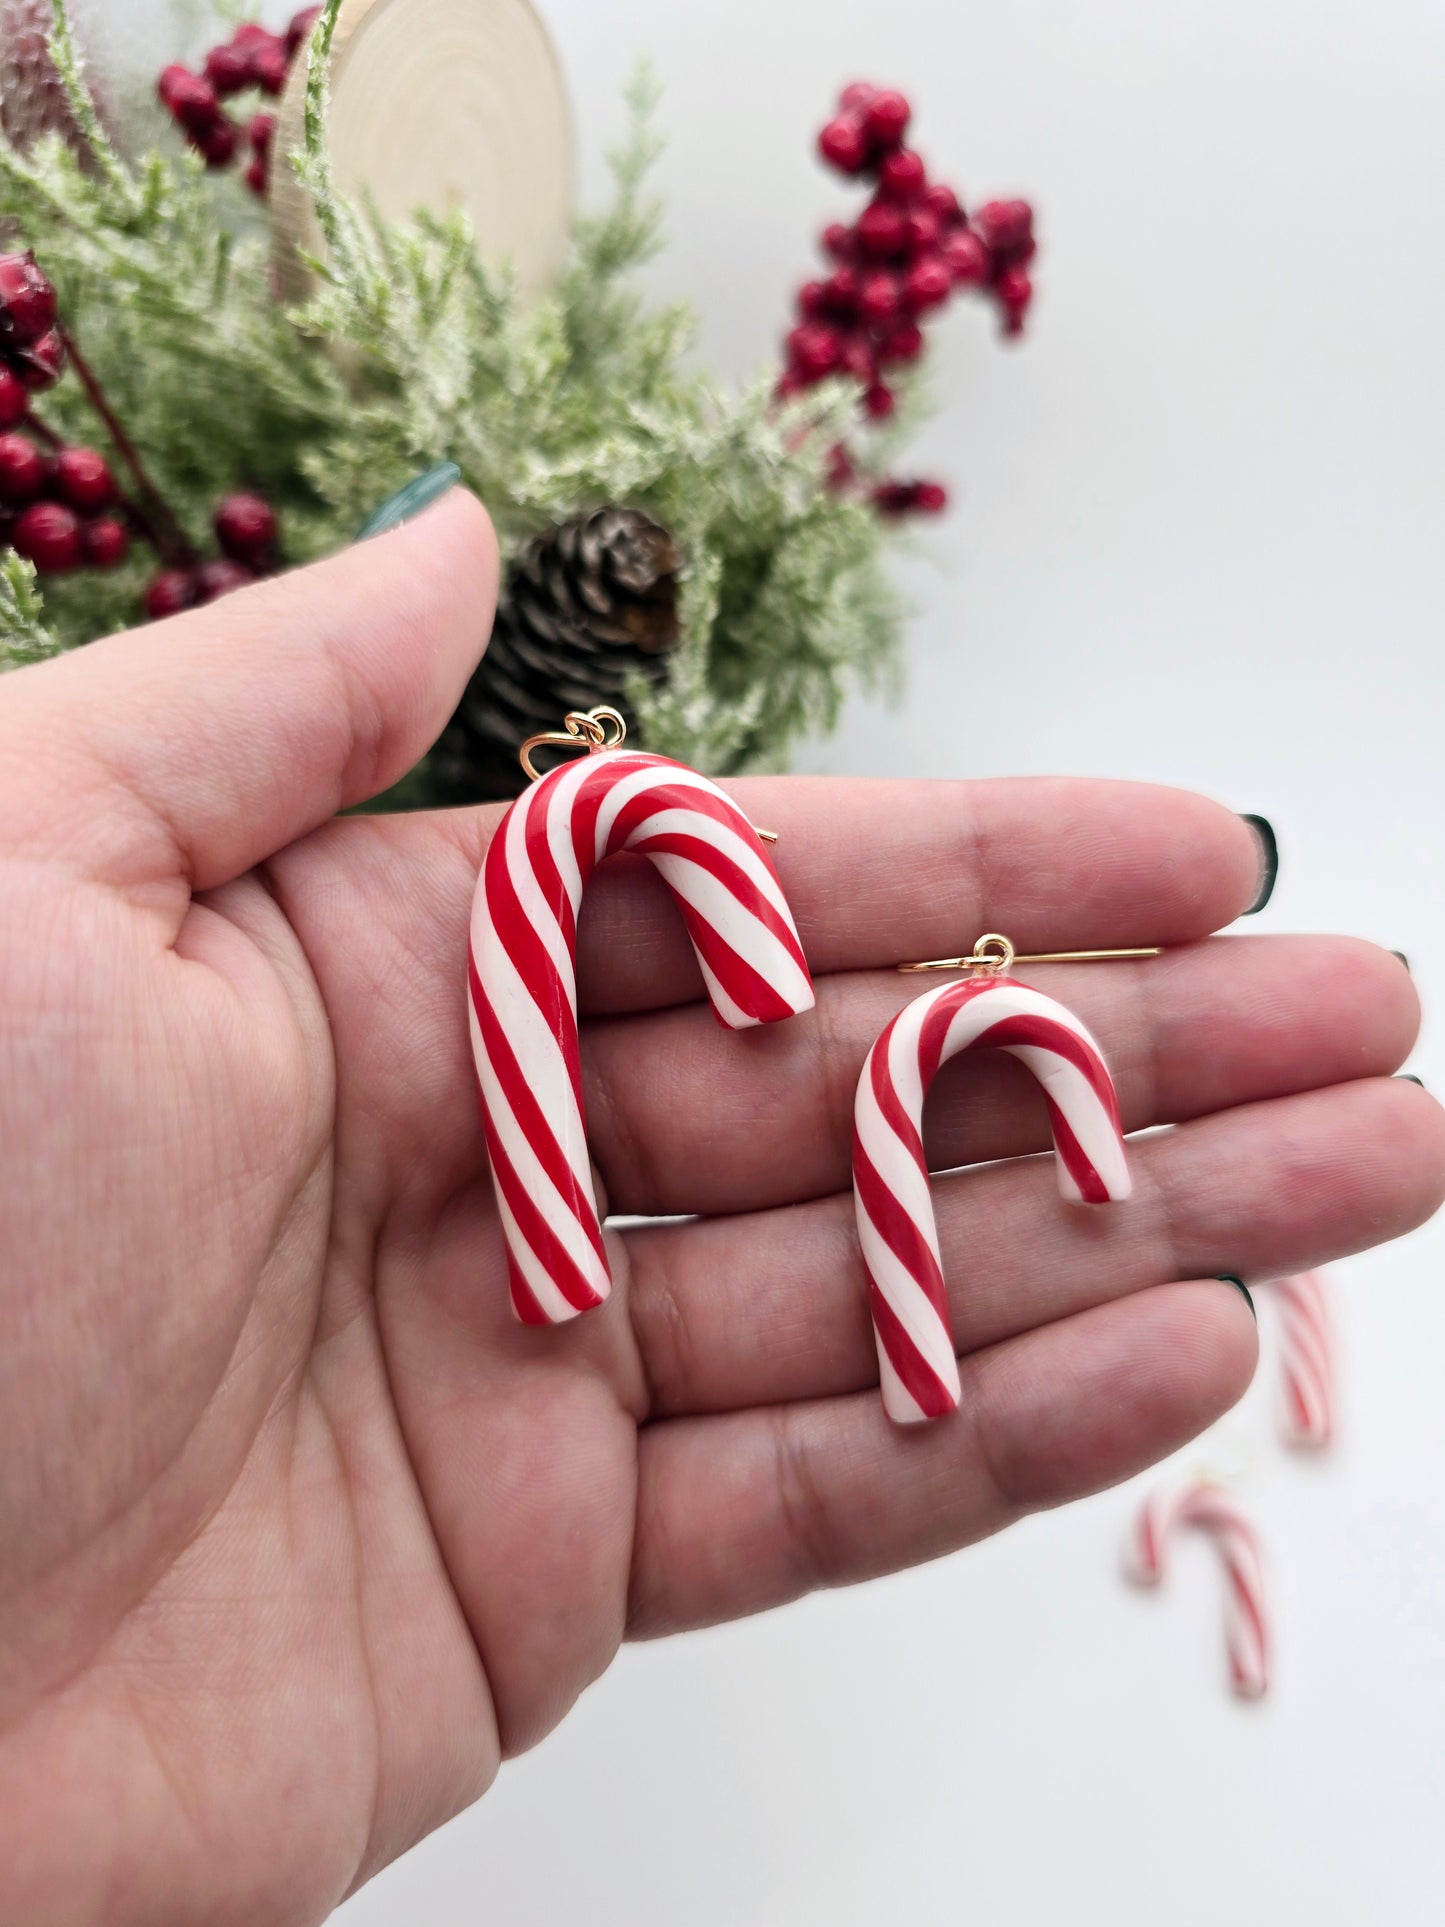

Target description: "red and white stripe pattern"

left=468, top=748, right=814, bottom=1324
left=1267, top=1270, right=1338, bottom=1449
left=1125, top=1480, right=1271, bottom=1700
left=852, top=974, right=1130, bottom=1424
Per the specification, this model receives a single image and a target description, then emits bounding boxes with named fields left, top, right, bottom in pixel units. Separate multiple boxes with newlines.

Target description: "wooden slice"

left=269, top=0, right=574, bottom=301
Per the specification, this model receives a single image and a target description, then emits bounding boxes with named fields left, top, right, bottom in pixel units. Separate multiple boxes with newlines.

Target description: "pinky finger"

left=627, top=1279, right=1258, bottom=1638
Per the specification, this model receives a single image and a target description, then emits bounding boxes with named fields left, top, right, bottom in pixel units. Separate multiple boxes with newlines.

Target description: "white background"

left=107, top=1, right=1445, bottom=1920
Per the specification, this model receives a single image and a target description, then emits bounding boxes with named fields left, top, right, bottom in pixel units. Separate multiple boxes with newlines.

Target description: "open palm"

left=1, top=491, right=1438, bottom=1925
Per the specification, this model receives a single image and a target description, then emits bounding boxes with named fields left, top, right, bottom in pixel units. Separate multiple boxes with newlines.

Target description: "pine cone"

left=428, top=505, right=682, bottom=803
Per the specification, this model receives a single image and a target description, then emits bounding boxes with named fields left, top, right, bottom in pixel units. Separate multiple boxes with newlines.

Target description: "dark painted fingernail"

left=1240, top=815, right=1278, bottom=915
left=1397, top=1074, right=1425, bottom=1089
left=1391, top=951, right=1411, bottom=973
left=355, top=462, right=462, bottom=540
left=1215, top=1275, right=1256, bottom=1319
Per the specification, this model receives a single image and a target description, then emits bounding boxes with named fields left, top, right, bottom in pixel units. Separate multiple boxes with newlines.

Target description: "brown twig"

left=23, top=411, right=64, bottom=450
left=55, top=325, right=197, bottom=568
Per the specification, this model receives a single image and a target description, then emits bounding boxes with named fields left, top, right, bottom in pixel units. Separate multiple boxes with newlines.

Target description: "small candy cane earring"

left=853, top=932, right=1157, bottom=1424
left=1125, top=1478, right=1271, bottom=1700
left=468, top=706, right=815, bottom=1325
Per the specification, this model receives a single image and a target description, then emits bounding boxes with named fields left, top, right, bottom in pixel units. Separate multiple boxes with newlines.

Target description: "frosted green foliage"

left=0, top=552, right=58, bottom=665
left=0, top=0, right=907, bottom=779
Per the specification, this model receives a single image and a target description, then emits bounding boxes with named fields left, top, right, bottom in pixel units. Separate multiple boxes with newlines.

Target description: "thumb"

left=0, top=482, right=497, bottom=895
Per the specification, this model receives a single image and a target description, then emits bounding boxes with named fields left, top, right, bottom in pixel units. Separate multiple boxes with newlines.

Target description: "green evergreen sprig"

left=0, top=0, right=906, bottom=782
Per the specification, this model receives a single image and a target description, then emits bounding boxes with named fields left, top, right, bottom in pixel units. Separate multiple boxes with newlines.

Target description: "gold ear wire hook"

left=519, top=706, right=629, bottom=783
left=518, top=706, right=781, bottom=849
left=899, top=933, right=1162, bottom=976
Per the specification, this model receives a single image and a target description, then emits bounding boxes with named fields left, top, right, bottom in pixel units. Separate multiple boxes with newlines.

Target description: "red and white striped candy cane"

left=852, top=973, right=1130, bottom=1424
left=468, top=746, right=814, bottom=1324
left=1267, top=1269, right=1338, bottom=1449
left=1125, top=1480, right=1271, bottom=1700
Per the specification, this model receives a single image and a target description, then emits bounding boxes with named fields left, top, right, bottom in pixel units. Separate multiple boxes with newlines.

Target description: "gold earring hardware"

left=518, top=706, right=780, bottom=847
left=899, top=932, right=1163, bottom=976
left=519, top=706, right=629, bottom=783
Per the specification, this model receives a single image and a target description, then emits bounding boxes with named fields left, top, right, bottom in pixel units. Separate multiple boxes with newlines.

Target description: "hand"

left=0, top=489, right=1438, bottom=1924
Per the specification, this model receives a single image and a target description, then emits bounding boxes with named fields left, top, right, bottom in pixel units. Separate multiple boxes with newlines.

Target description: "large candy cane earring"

left=853, top=933, right=1158, bottom=1424
left=468, top=707, right=815, bottom=1325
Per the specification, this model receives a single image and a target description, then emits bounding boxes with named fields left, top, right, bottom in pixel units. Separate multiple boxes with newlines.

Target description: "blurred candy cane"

left=853, top=966, right=1130, bottom=1424
left=1125, top=1480, right=1271, bottom=1700
left=1267, top=1270, right=1338, bottom=1449
left=469, top=727, right=814, bottom=1325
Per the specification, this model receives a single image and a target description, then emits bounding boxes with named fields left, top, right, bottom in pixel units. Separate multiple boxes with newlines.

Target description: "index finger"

left=496, top=774, right=1268, bottom=1013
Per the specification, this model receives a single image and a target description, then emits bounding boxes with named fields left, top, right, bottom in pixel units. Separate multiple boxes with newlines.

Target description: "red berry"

left=864, top=382, right=896, bottom=420
left=775, top=369, right=808, bottom=403
left=12, top=501, right=82, bottom=572
left=940, top=229, right=989, bottom=286
left=995, top=266, right=1032, bottom=310
left=15, top=328, right=64, bottom=391
left=0, top=432, right=45, bottom=503
left=214, top=490, right=278, bottom=570
left=821, top=223, right=856, bottom=264
left=245, top=157, right=269, bottom=197
left=53, top=445, right=116, bottom=513
left=786, top=322, right=843, bottom=381
left=914, top=481, right=948, bottom=514
left=196, top=117, right=238, bottom=168
left=837, top=333, right=876, bottom=383
left=818, top=115, right=870, bottom=176
left=872, top=480, right=915, bottom=515
left=877, top=149, right=926, bottom=203
left=797, top=280, right=831, bottom=321
left=921, top=183, right=963, bottom=228
left=855, top=200, right=907, bottom=259
left=145, top=568, right=199, bottom=620
left=286, top=6, right=324, bottom=59
left=81, top=516, right=129, bottom=569
left=204, top=42, right=253, bottom=96
left=248, top=111, right=276, bottom=156
left=157, top=63, right=192, bottom=106
left=837, top=82, right=878, bottom=114
left=0, top=365, right=27, bottom=429
left=822, top=268, right=862, bottom=320
left=196, top=558, right=255, bottom=602
left=976, top=199, right=1034, bottom=260
left=161, top=68, right=221, bottom=136
left=0, top=251, right=57, bottom=349
left=877, top=321, right=924, bottom=365
left=858, top=270, right=902, bottom=326
left=864, top=91, right=911, bottom=152
left=251, top=41, right=289, bottom=96
left=902, top=255, right=952, bottom=313
left=14, top=328, right=63, bottom=391
left=902, top=208, right=941, bottom=258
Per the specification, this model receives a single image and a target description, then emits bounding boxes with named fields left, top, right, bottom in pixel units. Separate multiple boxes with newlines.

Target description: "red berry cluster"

left=145, top=493, right=280, bottom=619
left=0, top=249, right=63, bottom=404
left=780, top=84, right=1037, bottom=517
left=0, top=434, right=128, bottom=572
left=157, top=9, right=319, bottom=197
left=0, top=251, right=126, bottom=573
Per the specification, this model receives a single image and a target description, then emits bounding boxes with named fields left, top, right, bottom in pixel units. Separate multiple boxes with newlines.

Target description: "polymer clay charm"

left=468, top=708, right=814, bottom=1324
left=854, top=933, right=1138, bottom=1424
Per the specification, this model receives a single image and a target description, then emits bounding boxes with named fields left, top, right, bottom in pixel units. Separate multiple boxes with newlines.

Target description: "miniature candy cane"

left=1125, top=1480, right=1271, bottom=1700
left=1267, top=1270, right=1338, bottom=1449
left=468, top=737, right=814, bottom=1324
left=853, top=968, right=1130, bottom=1424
